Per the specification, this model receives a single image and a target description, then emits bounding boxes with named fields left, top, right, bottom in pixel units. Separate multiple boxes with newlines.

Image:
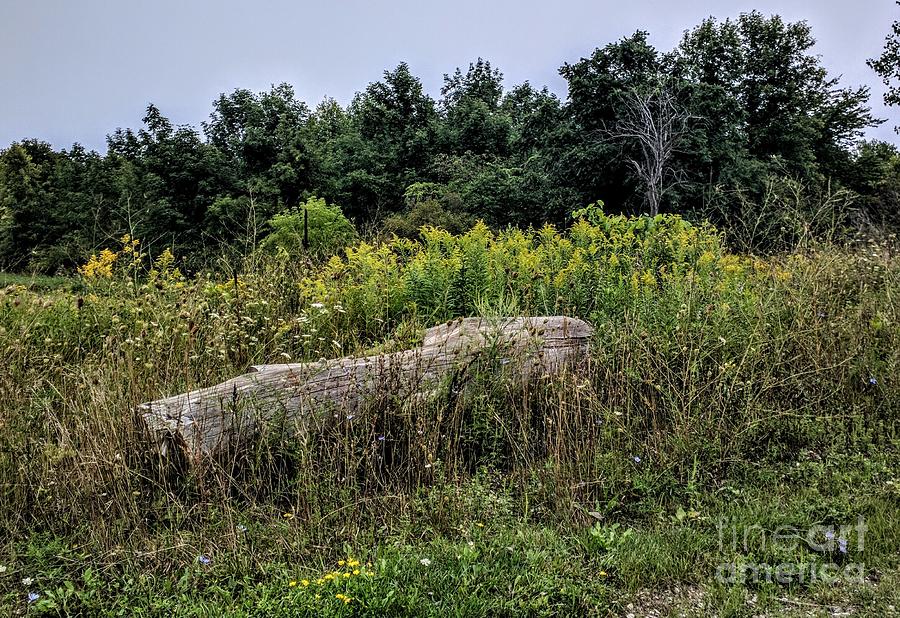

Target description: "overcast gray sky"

left=2, top=0, right=898, bottom=151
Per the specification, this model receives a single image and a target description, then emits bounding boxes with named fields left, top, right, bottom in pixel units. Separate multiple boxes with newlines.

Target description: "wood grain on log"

left=139, top=316, right=593, bottom=461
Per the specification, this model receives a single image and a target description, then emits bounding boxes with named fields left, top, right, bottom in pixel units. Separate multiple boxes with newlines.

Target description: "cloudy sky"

left=2, top=0, right=897, bottom=151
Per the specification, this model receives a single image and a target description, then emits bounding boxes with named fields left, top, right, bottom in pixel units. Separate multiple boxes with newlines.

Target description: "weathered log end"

left=139, top=316, right=592, bottom=461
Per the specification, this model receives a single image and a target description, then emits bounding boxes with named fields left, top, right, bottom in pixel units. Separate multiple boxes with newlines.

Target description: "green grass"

left=0, top=271, right=80, bottom=291
left=2, top=453, right=897, bottom=616
left=1, top=215, right=898, bottom=615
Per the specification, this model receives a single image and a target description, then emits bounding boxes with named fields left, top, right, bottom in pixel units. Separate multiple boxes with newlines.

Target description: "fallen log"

left=140, top=316, right=593, bottom=461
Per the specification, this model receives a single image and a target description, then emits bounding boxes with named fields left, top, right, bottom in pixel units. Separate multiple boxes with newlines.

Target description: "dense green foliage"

left=1, top=11, right=898, bottom=273
left=259, top=197, right=357, bottom=258
left=870, top=2, right=900, bottom=132
left=0, top=213, right=897, bottom=614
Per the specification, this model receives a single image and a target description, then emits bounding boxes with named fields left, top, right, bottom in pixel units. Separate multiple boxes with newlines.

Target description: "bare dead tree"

left=608, top=82, right=691, bottom=216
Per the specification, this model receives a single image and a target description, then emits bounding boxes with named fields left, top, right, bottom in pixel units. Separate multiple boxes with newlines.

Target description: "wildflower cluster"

left=287, top=557, right=375, bottom=607
left=148, top=248, right=184, bottom=288
left=296, top=212, right=728, bottom=336
left=59, top=213, right=783, bottom=375
left=79, top=248, right=118, bottom=279
left=78, top=235, right=186, bottom=290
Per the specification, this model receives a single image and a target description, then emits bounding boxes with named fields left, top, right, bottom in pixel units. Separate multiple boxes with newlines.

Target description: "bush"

left=382, top=200, right=476, bottom=239
left=381, top=182, right=476, bottom=239
left=307, top=209, right=724, bottom=330
left=260, top=197, right=356, bottom=258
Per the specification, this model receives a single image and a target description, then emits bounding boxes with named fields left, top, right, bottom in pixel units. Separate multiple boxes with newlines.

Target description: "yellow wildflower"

left=698, top=251, right=716, bottom=268
left=79, top=248, right=118, bottom=279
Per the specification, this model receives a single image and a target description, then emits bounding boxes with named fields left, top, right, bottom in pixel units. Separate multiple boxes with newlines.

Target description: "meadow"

left=0, top=210, right=898, bottom=616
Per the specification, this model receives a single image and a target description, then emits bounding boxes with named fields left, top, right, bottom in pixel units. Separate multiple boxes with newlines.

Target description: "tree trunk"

left=139, top=316, right=593, bottom=462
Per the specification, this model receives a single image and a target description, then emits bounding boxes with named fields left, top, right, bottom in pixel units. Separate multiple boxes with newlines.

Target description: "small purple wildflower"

left=347, top=414, right=355, bottom=421
left=868, top=376, right=878, bottom=386
left=825, top=530, right=835, bottom=541
left=838, top=538, right=848, bottom=554
left=377, top=435, right=386, bottom=442
left=198, top=555, right=211, bottom=565
left=27, top=592, right=39, bottom=603
left=633, top=456, right=641, bottom=463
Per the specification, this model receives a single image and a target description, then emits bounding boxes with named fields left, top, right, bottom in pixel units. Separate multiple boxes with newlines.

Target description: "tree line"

left=2, top=10, right=899, bottom=272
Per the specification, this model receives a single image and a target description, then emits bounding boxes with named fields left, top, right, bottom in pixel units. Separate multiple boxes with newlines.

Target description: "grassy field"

left=1, top=214, right=898, bottom=616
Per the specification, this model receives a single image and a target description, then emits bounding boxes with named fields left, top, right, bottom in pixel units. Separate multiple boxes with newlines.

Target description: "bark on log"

left=140, top=316, right=593, bottom=461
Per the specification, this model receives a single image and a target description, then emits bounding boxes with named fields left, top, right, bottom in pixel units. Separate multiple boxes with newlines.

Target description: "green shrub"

left=260, top=197, right=356, bottom=258
left=381, top=182, right=476, bottom=239
left=381, top=199, right=476, bottom=239
left=306, top=210, right=723, bottom=328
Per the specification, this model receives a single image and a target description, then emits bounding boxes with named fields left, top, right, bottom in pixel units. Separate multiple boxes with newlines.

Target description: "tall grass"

left=0, top=212, right=897, bottom=576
